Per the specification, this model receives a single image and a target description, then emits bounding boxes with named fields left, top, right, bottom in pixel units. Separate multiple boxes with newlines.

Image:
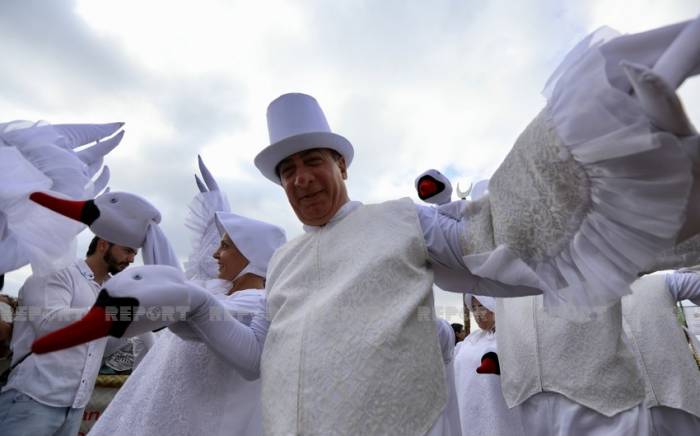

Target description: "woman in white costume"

left=0, top=120, right=123, bottom=279
left=453, top=295, right=524, bottom=436
left=88, top=159, right=286, bottom=436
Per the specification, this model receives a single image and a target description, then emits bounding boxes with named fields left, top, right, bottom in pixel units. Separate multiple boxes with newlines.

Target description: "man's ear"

left=337, top=156, right=348, bottom=180
left=96, top=239, right=110, bottom=254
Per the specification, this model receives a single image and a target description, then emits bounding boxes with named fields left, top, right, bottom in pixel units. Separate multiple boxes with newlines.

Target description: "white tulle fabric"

left=183, top=190, right=230, bottom=280
left=453, top=330, right=525, bottom=436
left=463, top=27, right=694, bottom=315
left=0, top=121, right=110, bottom=275
left=89, top=282, right=265, bottom=436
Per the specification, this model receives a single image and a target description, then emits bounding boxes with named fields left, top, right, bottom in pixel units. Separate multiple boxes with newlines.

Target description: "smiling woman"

left=212, top=233, right=249, bottom=282
left=85, top=158, right=286, bottom=436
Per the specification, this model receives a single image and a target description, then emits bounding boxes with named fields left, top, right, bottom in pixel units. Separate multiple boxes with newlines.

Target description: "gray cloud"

left=0, top=0, right=145, bottom=111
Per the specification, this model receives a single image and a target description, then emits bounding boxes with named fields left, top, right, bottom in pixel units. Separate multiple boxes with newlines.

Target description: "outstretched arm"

left=176, top=292, right=269, bottom=380
left=415, top=203, right=542, bottom=297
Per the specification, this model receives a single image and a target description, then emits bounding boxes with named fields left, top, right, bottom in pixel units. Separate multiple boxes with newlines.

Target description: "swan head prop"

left=29, top=191, right=161, bottom=249
left=32, top=265, right=197, bottom=354
left=414, top=169, right=452, bottom=205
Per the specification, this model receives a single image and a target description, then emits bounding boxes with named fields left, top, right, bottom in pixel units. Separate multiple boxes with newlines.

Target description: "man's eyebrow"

left=278, top=149, right=324, bottom=169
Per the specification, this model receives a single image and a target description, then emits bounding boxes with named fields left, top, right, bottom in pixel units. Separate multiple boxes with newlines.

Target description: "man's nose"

left=294, top=168, right=313, bottom=187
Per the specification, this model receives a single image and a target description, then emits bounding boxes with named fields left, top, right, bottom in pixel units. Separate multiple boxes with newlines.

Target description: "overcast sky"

left=2, top=0, right=699, bottom=322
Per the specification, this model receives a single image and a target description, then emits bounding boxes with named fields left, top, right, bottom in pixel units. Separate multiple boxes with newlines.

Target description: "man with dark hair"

left=450, top=323, right=466, bottom=344
left=85, top=236, right=137, bottom=275
left=0, top=235, right=136, bottom=436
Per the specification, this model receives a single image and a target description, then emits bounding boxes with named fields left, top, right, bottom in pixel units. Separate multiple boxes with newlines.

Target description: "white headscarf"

left=463, top=293, right=496, bottom=313
left=214, top=211, right=287, bottom=279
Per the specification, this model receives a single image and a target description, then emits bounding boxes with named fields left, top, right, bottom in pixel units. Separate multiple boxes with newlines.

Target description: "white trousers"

left=518, top=392, right=648, bottom=436
left=648, top=406, right=700, bottom=436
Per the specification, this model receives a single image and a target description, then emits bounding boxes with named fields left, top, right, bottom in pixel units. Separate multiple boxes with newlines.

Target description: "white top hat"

left=254, top=93, right=354, bottom=184
left=214, top=211, right=287, bottom=278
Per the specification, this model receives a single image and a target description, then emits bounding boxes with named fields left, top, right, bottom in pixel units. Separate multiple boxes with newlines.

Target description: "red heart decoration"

left=476, top=352, right=500, bottom=375
left=418, top=178, right=439, bottom=198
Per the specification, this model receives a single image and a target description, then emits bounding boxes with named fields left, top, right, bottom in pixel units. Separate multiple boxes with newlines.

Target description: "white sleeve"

left=415, top=203, right=542, bottom=297
left=182, top=292, right=269, bottom=380
left=415, top=203, right=467, bottom=271
left=19, top=273, right=88, bottom=336
left=665, top=272, right=700, bottom=305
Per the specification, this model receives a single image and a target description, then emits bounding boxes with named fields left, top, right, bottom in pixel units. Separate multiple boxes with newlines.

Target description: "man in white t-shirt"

left=0, top=236, right=136, bottom=436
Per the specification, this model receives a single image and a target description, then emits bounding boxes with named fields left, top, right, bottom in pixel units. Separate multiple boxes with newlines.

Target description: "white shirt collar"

left=75, top=259, right=96, bottom=281
left=76, top=258, right=111, bottom=284
left=302, top=200, right=363, bottom=233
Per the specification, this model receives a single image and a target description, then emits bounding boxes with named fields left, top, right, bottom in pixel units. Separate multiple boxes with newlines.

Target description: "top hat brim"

left=254, top=131, right=354, bottom=184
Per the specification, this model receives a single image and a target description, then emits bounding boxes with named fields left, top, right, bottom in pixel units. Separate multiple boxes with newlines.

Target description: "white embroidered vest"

left=622, top=275, right=700, bottom=418
left=261, top=198, right=447, bottom=436
left=497, top=296, right=644, bottom=416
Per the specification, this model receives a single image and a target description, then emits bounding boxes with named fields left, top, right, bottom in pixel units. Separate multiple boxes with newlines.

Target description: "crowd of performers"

left=1, top=14, right=700, bottom=436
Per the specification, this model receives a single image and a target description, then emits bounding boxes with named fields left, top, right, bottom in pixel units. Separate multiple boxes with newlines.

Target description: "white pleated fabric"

left=462, top=24, right=695, bottom=314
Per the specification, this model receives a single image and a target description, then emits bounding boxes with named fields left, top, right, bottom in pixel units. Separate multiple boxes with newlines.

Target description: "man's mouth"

left=299, top=190, right=323, bottom=201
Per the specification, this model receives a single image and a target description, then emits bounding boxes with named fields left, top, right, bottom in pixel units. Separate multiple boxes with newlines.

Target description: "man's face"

left=103, top=244, right=137, bottom=275
left=212, top=233, right=249, bottom=281
left=277, top=148, right=349, bottom=226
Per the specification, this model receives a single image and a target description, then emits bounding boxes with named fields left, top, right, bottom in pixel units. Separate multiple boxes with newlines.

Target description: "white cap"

left=214, top=212, right=287, bottom=278
left=254, top=93, right=354, bottom=184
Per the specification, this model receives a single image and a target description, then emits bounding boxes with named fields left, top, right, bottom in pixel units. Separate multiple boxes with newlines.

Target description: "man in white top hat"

left=254, top=92, right=516, bottom=435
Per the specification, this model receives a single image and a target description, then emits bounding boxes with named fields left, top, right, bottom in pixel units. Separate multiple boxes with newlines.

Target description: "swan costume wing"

left=183, top=156, right=231, bottom=281
left=457, top=21, right=700, bottom=314
left=0, top=121, right=124, bottom=276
